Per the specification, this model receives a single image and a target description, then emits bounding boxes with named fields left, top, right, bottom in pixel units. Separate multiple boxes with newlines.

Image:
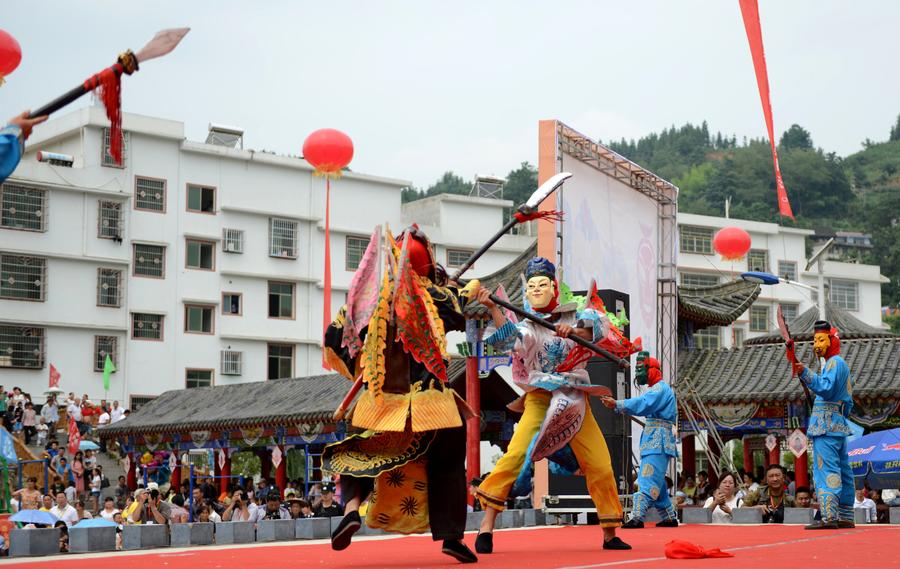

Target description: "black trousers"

left=341, top=424, right=467, bottom=541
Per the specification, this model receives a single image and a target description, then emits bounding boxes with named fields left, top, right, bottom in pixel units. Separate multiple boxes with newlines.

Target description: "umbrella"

left=79, top=440, right=101, bottom=451
left=848, top=427, right=900, bottom=489
left=10, top=509, right=59, bottom=525
left=74, top=517, right=117, bottom=528
left=43, top=387, right=65, bottom=396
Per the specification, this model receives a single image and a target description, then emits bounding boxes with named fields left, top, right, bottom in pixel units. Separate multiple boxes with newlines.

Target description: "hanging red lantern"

left=303, top=128, right=354, bottom=177
left=0, top=29, right=22, bottom=85
left=713, top=226, right=752, bottom=260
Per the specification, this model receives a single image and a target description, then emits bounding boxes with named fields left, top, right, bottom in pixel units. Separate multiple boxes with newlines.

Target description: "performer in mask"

left=601, top=352, right=678, bottom=528
left=322, top=224, right=477, bottom=563
left=793, top=320, right=855, bottom=529
left=471, top=257, right=632, bottom=553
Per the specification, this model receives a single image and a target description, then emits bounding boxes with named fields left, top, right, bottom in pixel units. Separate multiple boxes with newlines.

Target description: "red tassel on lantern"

left=84, top=64, right=123, bottom=165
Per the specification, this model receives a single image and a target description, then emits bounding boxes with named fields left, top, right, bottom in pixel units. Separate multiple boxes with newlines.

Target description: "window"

left=750, top=305, right=769, bottom=332
left=185, top=304, right=214, bottom=334
left=98, top=201, right=124, bottom=240
left=779, top=303, right=799, bottom=323
left=694, top=326, right=720, bottom=349
left=268, top=281, right=294, bottom=318
left=679, top=226, right=714, bottom=254
left=747, top=249, right=769, bottom=272
left=186, top=239, right=215, bottom=270
left=346, top=235, right=370, bottom=271
left=267, top=343, right=293, bottom=379
left=223, top=228, right=244, bottom=253
left=102, top=128, right=127, bottom=168
left=830, top=279, right=859, bottom=311
left=96, top=268, right=122, bottom=307
left=446, top=248, right=474, bottom=269
left=221, top=350, right=242, bottom=376
left=0, top=254, right=47, bottom=301
left=186, top=184, right=216, bottom=214
left=732, top=328, right=745, bottom=348
left=186, top=369, right=213, bottom=389
left=269, top=218, right=298, bottom=258
left=777, top=260, right=797, bottom=281
left=680, top=273, right=719, bottom=287
left=131, top=313, right=163, bottom=340
left=130, top=395, right=156, bottom=412
left=0, top=325, right=44, bottom=369
left=133, top=244, right=165, bottom=278
left=1, top=183, right=47, bottom=232
left=222, top=292, right=241, bottom=315
left=94, top=336, right=118, bottom=372
left=135, top=177, right=166, bottom=212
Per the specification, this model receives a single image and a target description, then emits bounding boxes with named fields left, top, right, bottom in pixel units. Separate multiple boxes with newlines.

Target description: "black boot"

left=656, top=518, right=679, bottom=528
left=603, top=536, right=632, bottom=550
left=621, top=518, right=644, bottom=529
left=475, top=532, right=493, bottom=554
left=331, top=511, right=361, bottom=551
left=442, top=539, right=478, bottom=563
left=804, top=520, right=839, bottom=530
left=836, top=520, right=856, bottom=529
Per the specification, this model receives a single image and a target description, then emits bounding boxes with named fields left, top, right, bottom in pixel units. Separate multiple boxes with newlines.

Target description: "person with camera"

left=251, top=493, right=290, bottom=521
left=703, top=472, right=743, bottom=524
left=222, top=489, right=253, bottom=522
left=130, top=485, right=171, bottom=525
left=743, top=464, right=795, bottom=523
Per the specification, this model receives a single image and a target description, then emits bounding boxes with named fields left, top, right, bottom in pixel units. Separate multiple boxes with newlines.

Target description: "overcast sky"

left=3, top=1, right=898, bottom=189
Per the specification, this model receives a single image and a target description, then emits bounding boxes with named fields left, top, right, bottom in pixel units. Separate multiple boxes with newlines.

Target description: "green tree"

left=779, top=124, right=814, bottom=151
left=424, top=172, right=471, bottom=198
left=890, top=114, right=900, bottom=142
left=502, top=162, right=538, bottom=205
left=400, top=186, right=422, bottom=203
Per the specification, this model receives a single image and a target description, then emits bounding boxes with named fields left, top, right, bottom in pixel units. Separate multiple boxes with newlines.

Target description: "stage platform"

left=8, top=523, right=900, bottom=568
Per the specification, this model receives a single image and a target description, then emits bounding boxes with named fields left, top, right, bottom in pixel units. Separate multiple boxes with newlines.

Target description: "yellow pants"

left=475, top=390, right=622, bottom=527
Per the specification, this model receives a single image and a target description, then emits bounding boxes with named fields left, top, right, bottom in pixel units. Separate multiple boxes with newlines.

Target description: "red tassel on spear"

left=27, top=28, right=190, bottom=165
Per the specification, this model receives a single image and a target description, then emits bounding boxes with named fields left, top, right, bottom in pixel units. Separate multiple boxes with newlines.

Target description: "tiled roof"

left=678, top=280, right=761, bottom=329
left=677, top=338, right=900, bottom=404
left=744, top=301, right=894, bottom=345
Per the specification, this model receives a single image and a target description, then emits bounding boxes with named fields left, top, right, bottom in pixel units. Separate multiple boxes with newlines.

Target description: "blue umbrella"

left=847, top=427, right=900, bottom=489
left=74, top=518, right=117, bottom=528
left=79, top=440, right=101, bottom=451
left=10, top=509, right=59, bottom=525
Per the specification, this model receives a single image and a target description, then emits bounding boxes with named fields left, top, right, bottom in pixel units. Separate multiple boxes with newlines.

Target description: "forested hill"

left=402, top=116, right=900, bottom=307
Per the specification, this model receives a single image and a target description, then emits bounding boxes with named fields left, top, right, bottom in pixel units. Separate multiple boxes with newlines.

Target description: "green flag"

left=103, top=354, right=116, bottom=391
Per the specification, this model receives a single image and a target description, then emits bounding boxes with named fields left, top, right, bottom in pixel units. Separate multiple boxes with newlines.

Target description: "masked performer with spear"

left=601, top=352, right=678, bottom=528
left=471, top=260, right=638, bottom=553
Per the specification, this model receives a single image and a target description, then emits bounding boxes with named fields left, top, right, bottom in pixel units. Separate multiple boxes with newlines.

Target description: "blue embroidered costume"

left=0, top=123, right=24, bottom=184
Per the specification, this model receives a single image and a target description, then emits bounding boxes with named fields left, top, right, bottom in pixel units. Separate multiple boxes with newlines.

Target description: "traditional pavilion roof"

left=744, top=301, right=894, bottom=345
left=100, top=374, right=352, bottom=438
left=677, top=280, right=761, bottom=329
left=463, top=241, right=536, bottom=316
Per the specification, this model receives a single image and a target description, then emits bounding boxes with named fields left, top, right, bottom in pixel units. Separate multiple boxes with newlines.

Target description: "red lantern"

left=713, top=226, right=752, bottom=260
left=0, top=29, right=22, bottom=84
left=302, top=128, right=354, bottom=177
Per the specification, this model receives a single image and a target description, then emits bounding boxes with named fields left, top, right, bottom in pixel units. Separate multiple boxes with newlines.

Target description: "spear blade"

left=135, top=28, right=191, bottom=64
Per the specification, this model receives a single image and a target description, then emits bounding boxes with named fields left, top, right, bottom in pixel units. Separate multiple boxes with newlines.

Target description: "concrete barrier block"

left=358, top=523, right=386, bottom=536
left=123, top=523, right=169, bottom=550
left=644, top=509, right=662, bottom=523
left=330, top=515, right=343, bottom=534
left=170, top=522, right=215, bottom=546
left=69, top=526, right=116, bottom=553
left=890, top=507, right=900, bottom=524
left=498, top=509, right=524, bottom=528
left=295, top=517, right=331, bottom=540
left=10, top=528, right=62, bottom=557
left=465, top=511, right=485, bottom=531
left=854, top=509, right=870, bottom=524
left=522, top=509, right=546, bottom=527
left=732, top=508, right=763, bottom=524
left=257, top=519, right=296, bottom=542
left=783, top=508, right=815, bottom=525
left=681, top=508, right=712, bottom=524
left=215, top=521, right=255, bottom=544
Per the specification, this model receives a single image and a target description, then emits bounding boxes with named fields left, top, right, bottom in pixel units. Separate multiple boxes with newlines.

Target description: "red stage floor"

left=9, top=523, right=900, bottom=568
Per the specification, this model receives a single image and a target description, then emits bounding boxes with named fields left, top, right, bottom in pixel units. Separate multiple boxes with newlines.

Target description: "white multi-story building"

left=677, top=213, right=888, bottom=349
left=0, top=108, right=531, bottom=409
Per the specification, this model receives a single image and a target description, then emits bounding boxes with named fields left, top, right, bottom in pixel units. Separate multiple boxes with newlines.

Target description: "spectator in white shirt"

left=99, top=497, right=120, bottom=521
left=49, top=492, right=79, bottom=526
left=854, top=489, right=877, bottom=523
left=703, top=472, right=743, bottom=524
left=110, top=401, right=124, bottom=423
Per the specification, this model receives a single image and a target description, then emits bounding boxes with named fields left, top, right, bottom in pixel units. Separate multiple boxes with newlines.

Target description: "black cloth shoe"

left=442, top=539, right=478, bottom=564
left=621, top=518, right=644, bottom=529
left=475, top=532, right=493, bottom=554
left=603, top=536, right=632, bottom=550
left=836, top=520, right=856, bottom=529
left=804, top=520, right=839, bottom=530
left=331, top=511, right=361, bottom=551
left=656, top=518, right=679, bottom=528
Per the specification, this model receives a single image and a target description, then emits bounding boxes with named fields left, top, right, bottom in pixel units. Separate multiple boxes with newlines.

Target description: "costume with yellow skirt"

left=322, top=225, right=472, bottom=540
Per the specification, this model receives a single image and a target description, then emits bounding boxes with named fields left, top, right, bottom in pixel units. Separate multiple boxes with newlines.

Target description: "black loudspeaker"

left=546, top=289, right=634, bottom=511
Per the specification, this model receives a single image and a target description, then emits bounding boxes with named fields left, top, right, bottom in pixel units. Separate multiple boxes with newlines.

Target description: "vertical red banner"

left=322, top=178, right=332, bottom=370
left=739, top=0, right=794, bottom=220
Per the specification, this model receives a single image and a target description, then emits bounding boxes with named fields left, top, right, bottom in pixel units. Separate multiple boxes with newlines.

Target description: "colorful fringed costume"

left=0, top=122, right=24, bottom=184
left=322, top=225, right=471, bottom=541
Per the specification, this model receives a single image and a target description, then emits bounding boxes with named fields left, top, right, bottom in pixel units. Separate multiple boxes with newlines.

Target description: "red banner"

left=49, top=364, right=60, bottom=388
left=67, top=417, right=81, bottom=456
left=739, top=0, right=794, bottom=220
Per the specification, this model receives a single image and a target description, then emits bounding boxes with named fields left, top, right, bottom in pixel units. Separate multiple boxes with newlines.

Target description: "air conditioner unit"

left=224, top=242, right=236, bottom=252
